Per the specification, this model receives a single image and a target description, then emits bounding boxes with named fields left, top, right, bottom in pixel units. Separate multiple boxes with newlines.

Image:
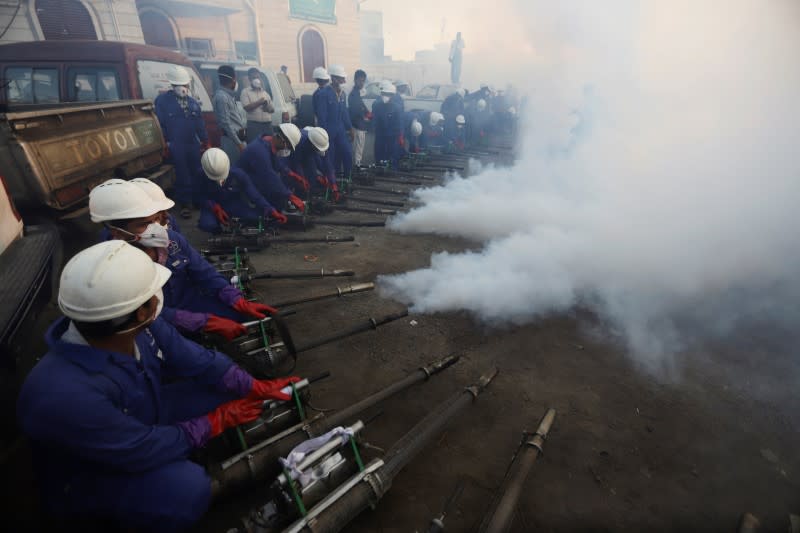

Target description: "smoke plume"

left=379, top=1, right=800, bottom=373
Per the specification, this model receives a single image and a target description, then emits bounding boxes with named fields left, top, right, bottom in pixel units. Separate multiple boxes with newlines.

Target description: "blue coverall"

left=313, top=84, right=351, bottom=182
left=17, top=316, right=239, bottom=532
left=236, top=136, right=293, bottom=211
left=440, top=92, right=465, bottom=147
left=198, top=167, right=275, bottom=233
left=154, top=91, right=208, bottom=207
left=371, top=98, right=403, bottom=167
left=285, top=130, right=335, bottom=195
left=160, top=229, right=249, bottom=322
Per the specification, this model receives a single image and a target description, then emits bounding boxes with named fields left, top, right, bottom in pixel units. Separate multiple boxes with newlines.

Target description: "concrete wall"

left=256, top=0, right=361, bottom=83
left=0, top=1, right=144, bottom=44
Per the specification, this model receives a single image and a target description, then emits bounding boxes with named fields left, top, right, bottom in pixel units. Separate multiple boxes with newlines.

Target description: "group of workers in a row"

left=18, top=175, right=300, bottom=531
left=154, top=63, right=514, bottom=223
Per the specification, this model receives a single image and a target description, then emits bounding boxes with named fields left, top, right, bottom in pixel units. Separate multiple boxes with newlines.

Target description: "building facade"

left=0, top=0, right=362, bottom=85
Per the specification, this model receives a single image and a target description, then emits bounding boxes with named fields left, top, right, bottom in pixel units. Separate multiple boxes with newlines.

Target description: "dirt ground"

left=2, top=151, right=799, bottom=532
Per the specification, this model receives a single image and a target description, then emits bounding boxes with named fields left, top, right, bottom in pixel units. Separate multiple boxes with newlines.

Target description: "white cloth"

left=280, top=426, right=355, bottom=487
left=353, top=129, right=366, bottom=166
left=240, top=87, right=273, bottom=123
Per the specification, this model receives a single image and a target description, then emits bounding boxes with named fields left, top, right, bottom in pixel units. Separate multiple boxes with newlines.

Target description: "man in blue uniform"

left=236, top=122, right=306, bottom=219
left=283, top=126, right=337, bottom=198
left=371, top=81, right=404, bottom=167
left=17, top=240, right=299, bottom=532
left=312, top=65, right=353, bottom=182
left=198, top=147, right=285, bottom=232
left=89, top=179, right=278, bottom=341
left=154, top=65, right=209, bottom=218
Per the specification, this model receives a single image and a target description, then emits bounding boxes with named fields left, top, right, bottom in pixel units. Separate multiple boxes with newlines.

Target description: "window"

left=416, top=85, right=438, bottom=99
left=36, top=0, right=97, bottom=40
left=5, top=67, right=59, bottom=104
left=300, top=28, right=325, bottom=83
left=184, top=38, right=215, bottom=59
left=67, top=68, right=121, bottom=102
left=235, top=41, right=258, bottom=62
left=136, top=60, right=213, bottom=111
left=139, top=10, right=178, bottom=49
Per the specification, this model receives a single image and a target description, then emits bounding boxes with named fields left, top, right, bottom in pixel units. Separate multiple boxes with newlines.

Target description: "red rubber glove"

left=269, top=209, right=288, bottom=225
left=316, top=175, right=329, bottom=188
left=288, top=194, right=306, bottom=213
left=398, top=134, right=405, bottom=147
left=288, top=171, right=309, bottom=192
left=207, top=398, right=264, bottom=438
left=204, top=314, right=246, bottom=341
left=331, top=183, right=341, bottom=202
left=211, top=202, right=230, bottom=225
left=247, top=376, right=302, bottom=401
left=232, top=297, right=278, bottom=319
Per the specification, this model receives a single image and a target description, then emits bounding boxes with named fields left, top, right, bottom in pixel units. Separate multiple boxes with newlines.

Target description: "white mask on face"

left=359, top=88, right=366, bottom=97
left=174, top=86, right=189, bottom=98
left=277, top=149, right=291, bottom=158
left=137, top=223, right=170, bottom=248
left=251, top=78, right=262, bottom=89
left=113, top=288, right=162, bottom=335
left=153, top=288, right=164, bottom=319
left=381, top=95, right=390, bottom=104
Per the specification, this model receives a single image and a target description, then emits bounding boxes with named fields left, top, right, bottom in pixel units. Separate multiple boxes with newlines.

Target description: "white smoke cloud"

left=379, top=1, right=800, bottom=374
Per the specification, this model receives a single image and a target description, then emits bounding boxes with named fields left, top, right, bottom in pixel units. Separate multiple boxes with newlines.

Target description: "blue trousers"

left=170, top=142, right=203, bottom=207
left=330, top=130, right=353, bottom=179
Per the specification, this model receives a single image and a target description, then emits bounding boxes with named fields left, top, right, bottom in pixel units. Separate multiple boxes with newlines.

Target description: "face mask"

left=381, top=95, right=390, bottom=104
left=251, top=78, right=262, bottom=89
left=359, top=88, right=366, bottom=97
left=113, top=288, right=162, bottom=336
left=153, top=288, right=164, bottom=320
left=137, top=223, right=170, bottom=248
left=156, top=247, right=168, bottom=266
left=174, top=86, right=189, bottom=98
left=277, top=149, right=291, bottom=158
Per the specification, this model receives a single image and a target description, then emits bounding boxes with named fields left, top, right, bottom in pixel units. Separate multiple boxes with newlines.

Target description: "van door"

left=135, top=59, right=212, bottom=111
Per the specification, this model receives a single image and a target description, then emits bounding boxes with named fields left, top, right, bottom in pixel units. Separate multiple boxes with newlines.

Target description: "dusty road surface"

left=2, top=153, right=799, bottom=533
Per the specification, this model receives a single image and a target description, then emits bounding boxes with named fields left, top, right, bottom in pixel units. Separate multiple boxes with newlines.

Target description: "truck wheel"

left=297, top=95, right=315, bottom=129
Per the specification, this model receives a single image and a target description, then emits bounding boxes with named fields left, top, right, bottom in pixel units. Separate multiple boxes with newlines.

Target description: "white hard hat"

left=509, top=107, right=517, bottom=115
left=380, top=80, right=396, bottom=95
left=312, top=67, right=330, bottom=81
left=58, top=240, right=171, bottom=322
left=307, top=127, right=329, bottom=152
left=90, top=179, right=159, bottom=223
left=456, top=114, right=466, bottom=125
left=480, top=83, right=489, bottom=89
left=430, top=112, right=444, bottom=126
left=202, top=148, right=230, bottom=182
left=410, top=119, right=422, bottom=137
left=477, top=99, right=487, bottom=111
left=130, top=178, right=175, bottom=212
left=456, top=88, right=466, bottom=97
left=278, top=123, right=302, bottom=150
left=328, top=64, right=346, bottom=78
left=167, top=65, right=191, bottom=86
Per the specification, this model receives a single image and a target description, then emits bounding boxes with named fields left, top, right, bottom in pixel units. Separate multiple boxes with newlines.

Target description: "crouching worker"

left=90, top=179, right=277, bottom=341
left=17, top=241, right=299, bottom=532
left=198, top=148, right=284, bottom=232
left=284, top=126, right=339, bottom=200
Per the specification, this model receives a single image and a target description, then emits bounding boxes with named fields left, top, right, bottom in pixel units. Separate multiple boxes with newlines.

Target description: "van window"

left=136, top=60, right=212, bottom=110
left=416, top=85, right=438, bottom=99
left=5, top=67, right=59, bottom=104
left=67, top=68, right=121, bottom=102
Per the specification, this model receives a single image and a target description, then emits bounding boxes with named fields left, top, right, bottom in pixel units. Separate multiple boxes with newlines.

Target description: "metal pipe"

left=270, top=282, right=375, bottom=308
left=323, top=354, right=459, bottom=429
left=336, top=205, right=397, bottom=215
left=282, top=368, right=499, bottom=533
left=481, top=409, right=557, bottom=533
left=372, top=176, right=425, bottom=186
left=350, top=185, right=408, bottom=197
left=205, top=234, right=355, bottom=251
left=238, top=269, right=355, bottom=281
left=210, top=353, right=459, bottom=500
left=293, top=309, right=408, bottom=353
left=312, top=218, right=386, bottom=227
left=345, top=196, right=406, bottom=208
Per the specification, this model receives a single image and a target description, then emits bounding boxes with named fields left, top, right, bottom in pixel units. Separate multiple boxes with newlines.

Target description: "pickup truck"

left=0, top=99, right=172, bottom=214
left=362, top=80, right=458, bottom=115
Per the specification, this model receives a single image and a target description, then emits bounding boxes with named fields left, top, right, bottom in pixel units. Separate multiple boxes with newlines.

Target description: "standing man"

left=449, top=32, right=465, bottom=85
left=372, top=80, right=403, bottom=167
left=213, top=65, right=247, bottom=165
left=240, top=68, right=274, bottom=143
left=154, top=65, right=209, bottom=219
left=280, top=65, right=291, bottom=84
left=348, top=69, right=371, bottom=168
left=327, top=65, right=354, bottom=182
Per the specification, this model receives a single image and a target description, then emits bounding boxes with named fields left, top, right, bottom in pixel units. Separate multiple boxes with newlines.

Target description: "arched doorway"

left=300, top=28, right=326, bottom=83
left=35, top=0, right=97, bottom=40
left=139, top=9, right=178, bottom=49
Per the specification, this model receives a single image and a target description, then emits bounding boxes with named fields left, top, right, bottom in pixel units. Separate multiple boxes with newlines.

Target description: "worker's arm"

left=154, top=94, right=170, bottom=140
left=240, top=88, right=263, bottom=112
left=192, top=99, right=209, bottom=144
left=233, top=169, right=275, bottom=212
